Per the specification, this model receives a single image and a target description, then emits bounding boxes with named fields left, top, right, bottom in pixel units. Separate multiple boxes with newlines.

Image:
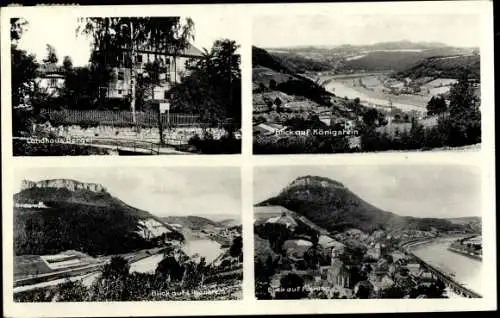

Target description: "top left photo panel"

left=9, top=12, right=242, bottom=156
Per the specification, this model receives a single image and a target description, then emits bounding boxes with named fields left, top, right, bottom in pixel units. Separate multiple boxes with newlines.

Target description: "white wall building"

left=34, top=63, right=65, bottom=97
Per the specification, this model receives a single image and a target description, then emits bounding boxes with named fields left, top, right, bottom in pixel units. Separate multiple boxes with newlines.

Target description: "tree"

left=378, top=285, right=407, bottom=298
left=355, top=280, right=374, bottom=299
left=427, top=95, right=447, bottom=116
left=182, top=261, right=203, bottom=290
left=11, top=18, right=38, bottom=109
left=11, top=18, right=28, bottom=43
left=438, top=70, right=481, bottom=146
left=229, top=235, right=243, bottom=259
left=62, top=56, right=73, bottom=71
left=303, top=246, right=321, bottom=269
left=363, top=108, right=381, bottom=127
left=258, top=82, right=266, bottom=92
left=156, top=255, right=184, bottom=282
left=275, top=273, right=308, bottom=299
left=56, top=280, right=89, bottom=301
left=11, top=46, right=38, bottom=108
left=169, top=39, right=241, bottom=133
left=43, top=44, right=58, bottom=64
left=408, top=117, right=425, bottom=149
left=102, top=256, right=130, bottom=280
left=274, top=97, right=282, bottom=113
left=269, top=79, right=277, bottom=90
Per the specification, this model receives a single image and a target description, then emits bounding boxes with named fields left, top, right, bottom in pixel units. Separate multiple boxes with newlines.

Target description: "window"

left=118, top=89, right=123, bottom=95
left=49, top=78, right=58, bottom=87
left=164, top=91, right=170, bottom=100
left=118, top=71, right=124, bottom=80
left=137, top=55, right=143, bottom=63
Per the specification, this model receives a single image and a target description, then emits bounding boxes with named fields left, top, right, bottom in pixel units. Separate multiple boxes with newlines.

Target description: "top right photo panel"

left=252, top=13, right=483, bottom=154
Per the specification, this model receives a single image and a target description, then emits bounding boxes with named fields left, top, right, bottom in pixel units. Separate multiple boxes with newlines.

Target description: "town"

left=252, top=14, right=481, bottom=154
left=254, top=172, right=483, bottom=300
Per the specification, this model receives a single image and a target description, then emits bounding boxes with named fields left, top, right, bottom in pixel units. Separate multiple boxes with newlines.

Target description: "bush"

left=188, top=134, right=241, bottom=154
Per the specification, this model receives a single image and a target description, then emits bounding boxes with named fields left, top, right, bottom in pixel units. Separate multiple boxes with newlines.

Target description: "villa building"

left=96, top=43, right=204, bottom=102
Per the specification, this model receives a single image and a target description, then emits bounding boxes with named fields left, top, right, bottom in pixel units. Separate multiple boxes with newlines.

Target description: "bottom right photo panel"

left=254, top=165, right=483, bottom=300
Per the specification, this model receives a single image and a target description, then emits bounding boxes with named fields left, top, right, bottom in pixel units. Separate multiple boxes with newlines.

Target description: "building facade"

left=99, top=43, right=204, bottom=101
left=34, top=63, right=65, bottom=97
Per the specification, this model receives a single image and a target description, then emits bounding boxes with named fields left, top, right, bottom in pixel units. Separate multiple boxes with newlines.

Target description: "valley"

left=253, top=41, right=481, bottom=154
left=254, top=175, right=482, bottom=300
left=13, top=178, right=243, bottom=301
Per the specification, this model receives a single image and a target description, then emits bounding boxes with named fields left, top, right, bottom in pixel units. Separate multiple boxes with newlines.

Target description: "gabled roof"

left=181, top=43, right=204, bottom=57
left=104, top=42, right=204, bottom=58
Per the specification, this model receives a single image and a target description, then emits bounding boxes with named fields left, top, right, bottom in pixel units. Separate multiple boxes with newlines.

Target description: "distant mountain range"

left=256, top=175, right=477, bottom=234
left=14, top=179, right=183, bottom=256
left=257, top=41, right=479, bottom=76
left=162, top=215, right=241, bottom=231
left=266, top=40, right=477, bottom=52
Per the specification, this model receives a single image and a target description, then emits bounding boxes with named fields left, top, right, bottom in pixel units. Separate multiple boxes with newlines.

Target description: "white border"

left=1, top=1, right=496, bottom=316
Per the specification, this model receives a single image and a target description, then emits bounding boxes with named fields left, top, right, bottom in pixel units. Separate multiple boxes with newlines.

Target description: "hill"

left=256, top=175, right=466, bottom=234
left=162, top=215, right=241, bottom=231
left=252, top=46, right=334, bottom=106
left=269, top=51, right=335, bottom=73
left=269, top=42, right=478, bottom=75
left=14, top=180, right=183, bottom=256
left=252, top=46, right=296, bottom=74
left=342, top=47, right=474, bottom=72
left=395, top=55, right=480, bottom=80
left=446, top=216, right=482, bottom=233
left=162, top=215, right=219, bottom=230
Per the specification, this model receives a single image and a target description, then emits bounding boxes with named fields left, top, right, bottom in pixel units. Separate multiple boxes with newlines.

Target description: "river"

left=129, top=239, right=223, bottom=274
left=323, top=79, right=427, bottom=113
left=182, top=239, right=223, bottom=263
left=411, top=237, right=483, bottom=296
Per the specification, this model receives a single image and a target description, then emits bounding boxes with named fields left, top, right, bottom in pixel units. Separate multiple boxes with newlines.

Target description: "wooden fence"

left=42, top=109, right=212, bottom=128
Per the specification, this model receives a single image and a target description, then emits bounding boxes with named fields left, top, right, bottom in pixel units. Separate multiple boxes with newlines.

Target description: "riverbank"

left=448, top=246, right=482, bottom=261
left=318, top=73, right=430, bottom=113
left=411, top=237, right=483, bottom=296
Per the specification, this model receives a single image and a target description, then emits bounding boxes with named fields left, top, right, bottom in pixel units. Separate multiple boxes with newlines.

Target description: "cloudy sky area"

left=16, top=15, right=242, bottom=66
left=14, top=167, right=241, bottom=220
left=254, top=165, right=481, bottom=219
left=253, top=14, right=481, bottom=48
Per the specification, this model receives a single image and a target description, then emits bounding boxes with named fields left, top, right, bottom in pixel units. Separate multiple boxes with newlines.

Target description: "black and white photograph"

left=254, top=165, right=483, bottom=299
left=13, top=166, right=242, bottom=301
left=11, top=14, right=242, bottom=155
left=2, top=1, right=496, bottom=316
left=252, top=14, right=482, bottom=154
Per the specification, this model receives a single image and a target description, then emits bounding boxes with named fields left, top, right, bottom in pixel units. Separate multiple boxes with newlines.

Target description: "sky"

left=253, top=14, right=481, bottom=48
left=16, top=15, right=243, bottom=67
left=13, top=166, right=241, bottom=220
left=254, top=165, right=481, bottom=219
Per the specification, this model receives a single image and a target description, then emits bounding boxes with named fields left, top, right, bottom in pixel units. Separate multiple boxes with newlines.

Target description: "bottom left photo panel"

left=11, top=165, right=243, bottom=301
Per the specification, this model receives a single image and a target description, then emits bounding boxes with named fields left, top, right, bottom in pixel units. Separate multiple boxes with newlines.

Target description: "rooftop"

left=37, top=63, right=65, bottom=76
left=99, top=42, right=204, bottom=58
